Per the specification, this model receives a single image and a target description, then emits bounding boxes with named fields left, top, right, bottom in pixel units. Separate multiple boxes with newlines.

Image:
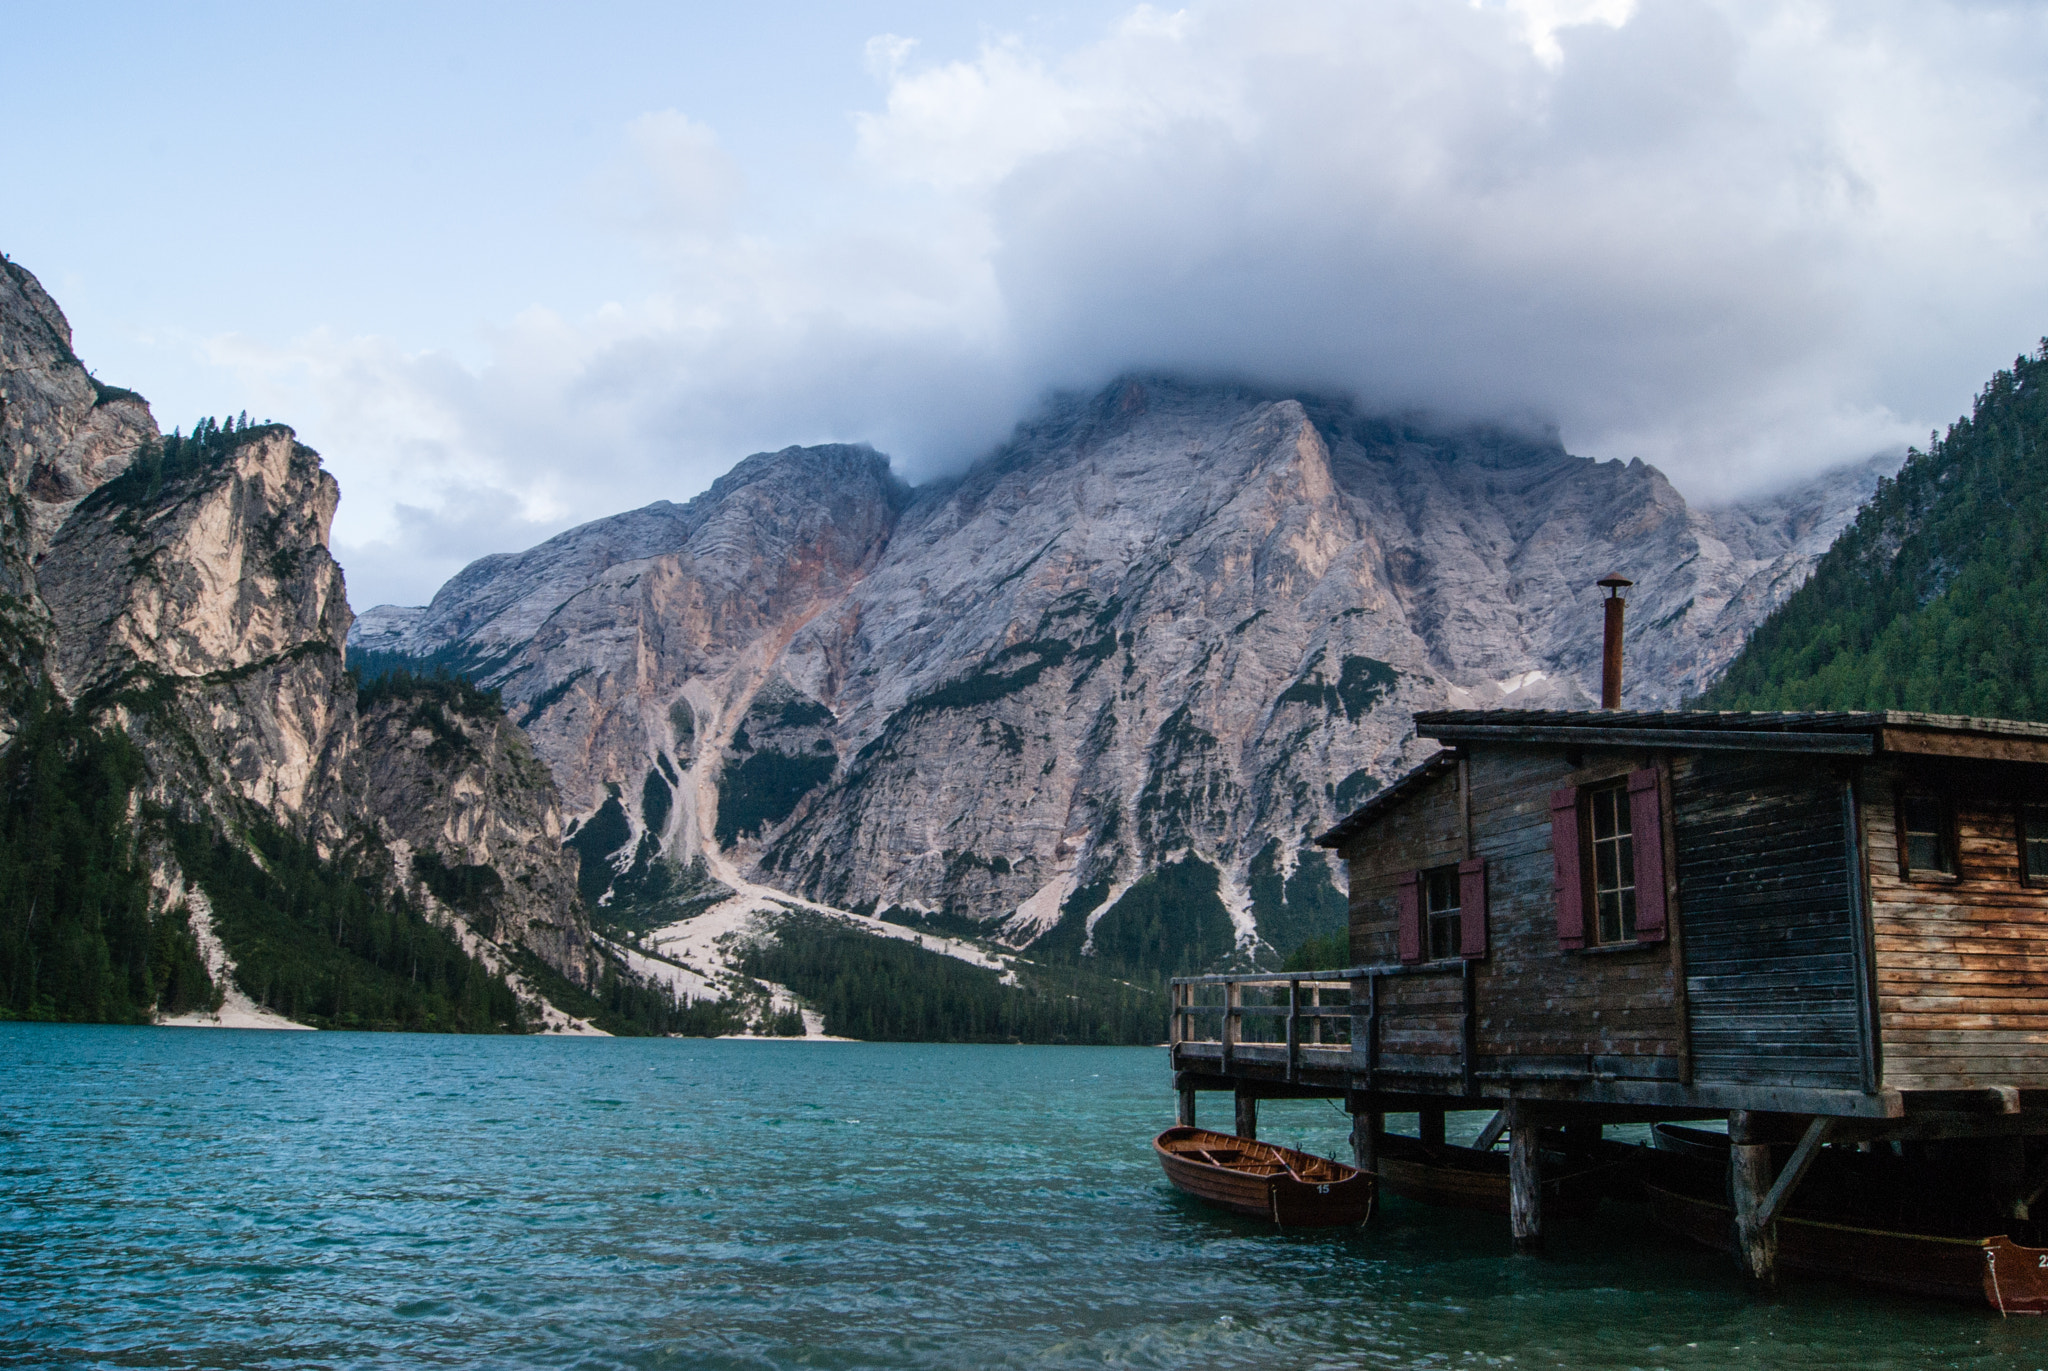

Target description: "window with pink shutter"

left=1627, top=768, right=1667, bottom=943
left=1458, top=857, right=1488, bottom=958
left=1395, top=869, right=1422, bottom=964
left=1550, top=786, right=1586, bottom=949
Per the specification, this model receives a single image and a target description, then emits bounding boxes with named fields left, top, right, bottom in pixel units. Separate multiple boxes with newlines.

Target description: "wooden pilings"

left=1234, top=1087, right=1258, bottom=1140
left=1727, top=1110, right=1833, bottom=1286
left=1419, top=1107, right=1446, bottom=1151
left=1346, top=1091, right=1381, bottom=1173
left=1729, top=1136, right=1777, bottom=1285
left=1508, top=1100, right=1542, bottom=1253
left=1176, top=1084, right=1196, bottom=1129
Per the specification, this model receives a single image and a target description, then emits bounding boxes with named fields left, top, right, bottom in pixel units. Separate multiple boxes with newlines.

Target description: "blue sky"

left=8, top=2, right=2048, bottom=608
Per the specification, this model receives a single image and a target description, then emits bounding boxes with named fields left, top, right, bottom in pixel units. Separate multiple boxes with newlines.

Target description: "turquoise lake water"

left=1, top=1025, right=2038, bottom=1369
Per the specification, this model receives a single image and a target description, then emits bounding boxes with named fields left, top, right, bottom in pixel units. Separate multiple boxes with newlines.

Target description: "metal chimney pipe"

left=1598, top=574, right=1633, bottom=709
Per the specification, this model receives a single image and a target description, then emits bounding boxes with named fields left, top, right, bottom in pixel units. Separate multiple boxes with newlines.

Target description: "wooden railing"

left=1170, top=962, right=1477, bottom=1090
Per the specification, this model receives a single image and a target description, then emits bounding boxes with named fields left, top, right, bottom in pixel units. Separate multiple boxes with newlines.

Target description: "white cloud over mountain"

left=208, top=0, right=2048, bottom=608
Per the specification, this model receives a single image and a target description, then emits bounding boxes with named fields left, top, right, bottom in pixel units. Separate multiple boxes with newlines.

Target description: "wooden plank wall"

left=1343, top=748, right=1680, bottom=1078
left=1468, top=749, right=1679, bottom=1073
left=1347, top=768, right=1464, bottom=1068
left=1863, top=759, right=2048, bottom=1090
left=1670, top=753, right=1864, bottom=1089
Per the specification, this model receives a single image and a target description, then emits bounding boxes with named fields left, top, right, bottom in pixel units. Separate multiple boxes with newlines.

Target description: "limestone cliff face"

left=356, top=683, right=592, bottom=978
left=0, top=258, right=156, bottom=724
left=29, top=421, right=599, bottom=991
left=39, top=429, right=357, bottom=834
left=357, top=443, right=909, bottom=903
left=0, top=258, right=598, bottom=1008
left=356, top=377, right=1886, bottom=961
left=0, top=259, right=156, bottom=555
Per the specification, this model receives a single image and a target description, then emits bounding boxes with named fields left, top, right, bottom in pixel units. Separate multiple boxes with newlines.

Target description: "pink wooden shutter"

left=1550, top=786, right=1586, bottom=949
left=1458, top=857, right=1487, bottom=959
left=1629, top=767, right=1668, bottom=943
left=1395, top=869, right=1422, bottom=964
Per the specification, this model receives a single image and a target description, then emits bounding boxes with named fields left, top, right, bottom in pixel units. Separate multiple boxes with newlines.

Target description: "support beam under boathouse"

left=1168, top=707, right=2048, bottom=1292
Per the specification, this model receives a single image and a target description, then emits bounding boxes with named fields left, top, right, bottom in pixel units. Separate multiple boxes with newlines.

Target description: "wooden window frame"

left=1895, top=785, right=1959, bottom=883
left=1397, top=859, right=1490, bottom=964
left=1584, top=779, right=1637, bottom=946
left=1550, top=765, right=1668, bottom=951
left=1422, top=863, right=1462, bottom=962
left=2019, top=800, right=2048, bottom=889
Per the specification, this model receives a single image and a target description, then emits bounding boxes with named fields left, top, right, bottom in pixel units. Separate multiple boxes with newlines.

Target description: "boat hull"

left=1374, top=1133, right=1602, bottom=1218
left=1154, top=1127, right=1375, bottom=1228
left=1647, top=1181, right=2048, bottom=1314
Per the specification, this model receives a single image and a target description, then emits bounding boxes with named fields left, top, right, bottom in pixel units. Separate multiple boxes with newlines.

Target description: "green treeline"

left=1035, top=855, right=1237, bottom=980
left=715, top=748, right=834, bottom=845
left=0, top=689, right=214, bottom=1022
left=1282, top=929, right=1350, bottom=971
left=740, top=914, right=1165, bottom=1043
left=508, top=947, right=755, bottom=1037
left=169, top=819, right=523, bottom=1033
left=1703, top=342, right=2048, bottom=718
left=87, top=413, right=269, bottom=513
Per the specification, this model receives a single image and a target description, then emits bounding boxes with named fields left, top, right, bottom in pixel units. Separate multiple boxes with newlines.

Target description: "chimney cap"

left=1597, top=573, right=1634, bottom=591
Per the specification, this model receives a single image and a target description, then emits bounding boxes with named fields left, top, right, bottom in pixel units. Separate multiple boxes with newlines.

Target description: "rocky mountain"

left=356, top=377, right=1889, bottom=974
left=0, top=257, right=601, bottom=1030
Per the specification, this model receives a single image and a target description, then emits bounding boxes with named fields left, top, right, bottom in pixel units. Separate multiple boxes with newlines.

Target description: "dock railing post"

left=1309, top=985, right=1323, bottom=1047
left=1348, top=972, right=1379, bottom=1088
left=1286, top=979, right=1301, bottom=1083
left=1222, top=979, right=1241, bottom=1072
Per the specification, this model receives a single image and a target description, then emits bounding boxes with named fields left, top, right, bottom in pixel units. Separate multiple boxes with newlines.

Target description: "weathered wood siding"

left=1344, top=749, right=1681, bottom=1080
left=1862, top=760, right=2048, bottom=1090
left=1670, top=753, right=1865, bottom=1089
left=1347, top=767, right=1464, bottom=1071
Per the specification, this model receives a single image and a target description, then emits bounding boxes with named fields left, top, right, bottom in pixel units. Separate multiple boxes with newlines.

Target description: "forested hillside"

left=1703, top=343, right=2048, bottom=718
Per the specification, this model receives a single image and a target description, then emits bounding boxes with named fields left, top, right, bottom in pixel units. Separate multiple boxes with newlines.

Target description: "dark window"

left=1588, top=781, right=1636, bottom=944
left=1424, top=865, right=1461, bottom=961
left=1901, top=793, right=1955, bottom=878
left=2023, top=803, right=2048, bottom=885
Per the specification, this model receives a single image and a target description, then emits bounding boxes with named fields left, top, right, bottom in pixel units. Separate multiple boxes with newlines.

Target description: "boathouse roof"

left=1316, top=708, right=2048, bottom=849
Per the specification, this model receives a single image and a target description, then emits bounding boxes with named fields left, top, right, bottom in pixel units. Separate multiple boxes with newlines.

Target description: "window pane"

left=1591, top=789, right=1618, bottom=840
left=1902, top=795, right=1954, bottom=875
left=1429, top=912, right=1461, bottom=961
left=1905, top=833, right=1941, bottom=872
left=1585, top=782, right=1635, bottom=945
left=2026, top=804, right=2048, bottom=882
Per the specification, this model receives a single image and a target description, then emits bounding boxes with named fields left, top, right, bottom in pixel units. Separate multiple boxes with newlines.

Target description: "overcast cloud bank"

left=207, top=0, right=2048, bottom=608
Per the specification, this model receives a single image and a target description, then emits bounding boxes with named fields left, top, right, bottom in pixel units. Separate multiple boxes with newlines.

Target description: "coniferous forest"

left=0, top=688, right=213, bottom=1022
left=1703, top=343, right=2048, bottom=718
left=739, top=915, right=1166, bottom=1044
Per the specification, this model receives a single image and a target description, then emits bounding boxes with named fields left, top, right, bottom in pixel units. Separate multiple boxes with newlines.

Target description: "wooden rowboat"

left=1646, top=1124, right=2048, bottom=1313
left=1154, top=1126, right=1375, bottom=1227
left=1373, top=1131, right=1611, bottom=1218
left=1646, top=1176, right=2048, bottom=1314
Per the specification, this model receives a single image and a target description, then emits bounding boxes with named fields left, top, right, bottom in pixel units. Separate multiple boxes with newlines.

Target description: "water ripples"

left=0, top=1026, right=2029, bottom=1369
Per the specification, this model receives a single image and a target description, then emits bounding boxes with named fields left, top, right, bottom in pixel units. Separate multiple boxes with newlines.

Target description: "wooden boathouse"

left=1170, top=706, right=2048, bottom=1280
